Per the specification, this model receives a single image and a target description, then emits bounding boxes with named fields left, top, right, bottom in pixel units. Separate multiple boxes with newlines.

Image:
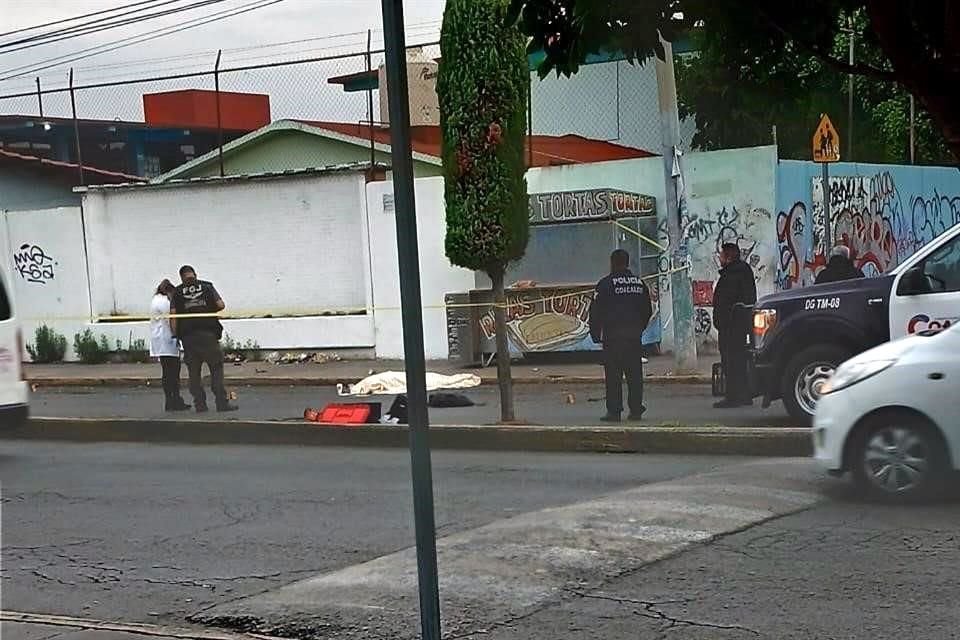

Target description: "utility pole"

left=654, top=34, right=697, bottom=373
left=380, top=1, right=442, bottom=639
left=909, top=94, right=916, bottom=164
left=847, top=15, right=854, bottom=161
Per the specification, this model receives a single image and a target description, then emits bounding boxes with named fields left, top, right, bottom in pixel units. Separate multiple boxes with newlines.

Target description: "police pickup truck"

left=751, top=221, right=960, bottom=424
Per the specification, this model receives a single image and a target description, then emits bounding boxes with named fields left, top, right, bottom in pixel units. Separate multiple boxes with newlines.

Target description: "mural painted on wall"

left=478, top=287, right=596, bottom=352
left=13, top=243, right=57, bottom=285
left=776, top=162, right=960, bottom=289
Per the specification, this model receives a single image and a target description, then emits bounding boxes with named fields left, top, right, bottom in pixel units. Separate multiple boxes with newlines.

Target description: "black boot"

left=165, top=396, right=191, bottom=412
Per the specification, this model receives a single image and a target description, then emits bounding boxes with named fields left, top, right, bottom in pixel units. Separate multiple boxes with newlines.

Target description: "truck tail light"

left=753, top=309, right=778, bottom=338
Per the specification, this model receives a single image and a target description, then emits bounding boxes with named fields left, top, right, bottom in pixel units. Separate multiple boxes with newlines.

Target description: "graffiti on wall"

left=776, top=202, right=807, bottom=289
left=657, top=206, right=771, bottom=289
left=911, top=191, right=960, bottom=251
left=13, top=243, right=57, bottom=285
left=694, top=307, right=712, bottom=336
left=815, top=175, right=900, bottom=279
left=777, top=170, right=960, bottom=288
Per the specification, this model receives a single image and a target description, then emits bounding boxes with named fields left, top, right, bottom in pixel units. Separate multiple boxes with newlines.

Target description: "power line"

left=0, top=38, right=441, bottom=101
left=71, top=20, right=442, bottom=73
left=0, top=22, right=442, bottom=94
left=0, top=0, right=286, bottom=81
left=62, top=29, right=441, bottom=85
left=0, top=18, right=440, bottom=88
left=1, top=1, right=231, bottom=53
left=0, top=0, right=165, bottom=39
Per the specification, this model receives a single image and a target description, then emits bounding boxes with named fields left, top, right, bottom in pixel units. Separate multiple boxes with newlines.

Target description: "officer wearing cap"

left=589, top=249, right=653, bottom=422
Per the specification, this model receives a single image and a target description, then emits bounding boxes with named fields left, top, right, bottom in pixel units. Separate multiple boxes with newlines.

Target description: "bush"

left=26, top=325, right=68, bottom=363
left=114, top=332, right=150, bottom=363
left=126, top=337, right=149, bottom=363
left=222, top=333, right=262, bottom=362
left=74, top=329, right=111, bottom=364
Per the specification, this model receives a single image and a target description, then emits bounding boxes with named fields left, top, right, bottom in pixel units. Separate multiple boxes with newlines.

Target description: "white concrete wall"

left=0, top=207, right=95, bottom=361
left=81, top=173, right=376, bottom=351
left=367, top=177, right=474, bottom=360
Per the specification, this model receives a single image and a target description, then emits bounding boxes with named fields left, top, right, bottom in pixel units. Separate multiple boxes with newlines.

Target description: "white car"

left=0, top=266, right=28, bottom=428
left=813, top=324, right=960, bottom=501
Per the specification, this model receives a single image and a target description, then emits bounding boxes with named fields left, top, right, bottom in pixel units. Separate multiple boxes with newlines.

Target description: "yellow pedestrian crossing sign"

left=813, top=114, right=840, bottom=163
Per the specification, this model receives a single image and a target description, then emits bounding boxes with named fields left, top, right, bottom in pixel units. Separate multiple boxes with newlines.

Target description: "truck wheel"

left=781, top=344, right=852, bottom=424
left=850, top=412, right=947, bottom=503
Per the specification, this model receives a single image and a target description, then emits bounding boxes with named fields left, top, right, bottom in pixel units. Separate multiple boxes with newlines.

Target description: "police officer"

left=171, top=265, right=237, bottom=413
left=589, top=249, right=653, bottom=422
left=712, top=243, right=757, bottom=408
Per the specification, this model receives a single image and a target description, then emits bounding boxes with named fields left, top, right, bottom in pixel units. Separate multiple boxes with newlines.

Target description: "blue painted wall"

left=775, top=160, right=960, bottom=289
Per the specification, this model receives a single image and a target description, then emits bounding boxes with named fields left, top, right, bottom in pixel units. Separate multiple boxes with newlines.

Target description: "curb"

left=26, top=375, right=712, bottom=389
left=11, top=417, right=811, bottom=456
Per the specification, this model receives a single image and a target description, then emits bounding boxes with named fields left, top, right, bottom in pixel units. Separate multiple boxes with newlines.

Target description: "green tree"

left=438, top=0, right=530, bottom=422
left=676, top=14, right=951, bottom=164
left=508, top=0, right=960, bottom=164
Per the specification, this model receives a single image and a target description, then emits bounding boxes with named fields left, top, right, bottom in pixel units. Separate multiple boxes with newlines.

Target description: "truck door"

left=890, top=230, right=960, bottom=339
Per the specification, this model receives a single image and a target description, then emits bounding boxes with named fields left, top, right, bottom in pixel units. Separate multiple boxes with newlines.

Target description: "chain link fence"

left=0, top=41, right=685, bottom=183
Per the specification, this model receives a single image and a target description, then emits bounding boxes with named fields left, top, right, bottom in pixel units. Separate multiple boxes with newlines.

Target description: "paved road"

left=0, top=440, right=735, bottom=627
left=31, top=383, right=797, bottom=426
left=6, top=440, right=954, bottom=640
left=479, top=485, right=960, bottom=639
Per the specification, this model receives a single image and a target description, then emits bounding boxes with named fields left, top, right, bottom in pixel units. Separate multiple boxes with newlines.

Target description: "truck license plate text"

left=804, top=297, right=840, bottom=311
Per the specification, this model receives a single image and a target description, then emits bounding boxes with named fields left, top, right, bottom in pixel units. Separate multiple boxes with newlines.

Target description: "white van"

left=0, top=265, right=28, bottom=427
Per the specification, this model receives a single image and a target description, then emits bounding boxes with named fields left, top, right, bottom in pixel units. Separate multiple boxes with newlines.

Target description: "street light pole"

left=380, top=1, right=442, bottom=639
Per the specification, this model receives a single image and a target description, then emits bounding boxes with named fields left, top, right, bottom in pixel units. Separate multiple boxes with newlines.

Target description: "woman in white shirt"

left=151, top=279, right=190, bottom=412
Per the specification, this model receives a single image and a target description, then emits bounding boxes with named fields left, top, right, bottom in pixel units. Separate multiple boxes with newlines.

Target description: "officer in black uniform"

left=712, top=243, right=757, bottom=408
left=589, top=249, right=653, bottom=422
left=171, top=265, right=238, bottom=414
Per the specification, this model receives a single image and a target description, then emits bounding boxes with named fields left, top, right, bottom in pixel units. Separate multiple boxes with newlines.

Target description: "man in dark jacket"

left=815, top=245, right=865, bottom=285
left=712, top=243, right=757, bottom=409
left=171, top=265, right=237, bottom=413
left=589, top=249, right=653, bottom=423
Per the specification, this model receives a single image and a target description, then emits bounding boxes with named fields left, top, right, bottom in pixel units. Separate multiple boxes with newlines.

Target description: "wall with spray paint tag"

left=659, top=145, right=778, bottom=351
left=0, top=207, right=93, bottom=361
left=776, top=160, right=960, bottom=289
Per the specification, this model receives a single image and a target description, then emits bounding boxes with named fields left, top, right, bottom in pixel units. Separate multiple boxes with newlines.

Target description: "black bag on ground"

left=712, top=362, right=725, bottom=398
left=428, top=392, right=475, bottom=408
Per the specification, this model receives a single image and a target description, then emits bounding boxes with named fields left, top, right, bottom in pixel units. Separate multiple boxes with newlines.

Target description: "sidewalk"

left=25, top=354, right=714, bottom=388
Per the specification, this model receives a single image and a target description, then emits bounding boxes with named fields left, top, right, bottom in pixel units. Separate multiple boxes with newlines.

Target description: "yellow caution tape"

left=611, top=219, right=667, bottom=252
left=18, top=266, right=691, bottom=324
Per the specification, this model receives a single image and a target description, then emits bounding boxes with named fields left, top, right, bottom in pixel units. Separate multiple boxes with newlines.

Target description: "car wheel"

left=851, top=413, right=946, bottom=502
left=781, top=344, right=852, bottom=425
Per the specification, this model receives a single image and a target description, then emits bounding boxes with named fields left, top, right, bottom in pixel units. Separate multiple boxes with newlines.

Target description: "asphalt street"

left=478, top=487, right=960, bottom=639
left=4, top=440, right=957, bottom=640
left=30, top=383, right=797, bottom=426
left=0, top=441, right=734, bottom=626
